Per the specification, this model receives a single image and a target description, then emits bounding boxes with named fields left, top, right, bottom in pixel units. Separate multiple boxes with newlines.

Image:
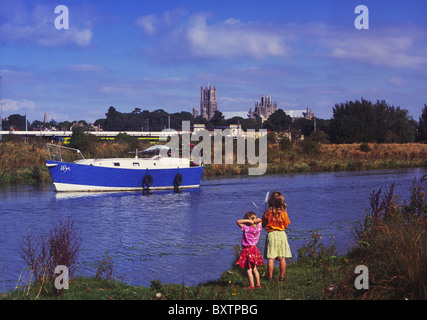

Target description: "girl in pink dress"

left=236, top=211, right=264, bottom=289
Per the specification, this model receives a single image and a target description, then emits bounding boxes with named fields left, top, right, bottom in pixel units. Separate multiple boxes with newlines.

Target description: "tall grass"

left=336, top=175, right=427, bottom=299
left=1, top=137, right=426, bottom=184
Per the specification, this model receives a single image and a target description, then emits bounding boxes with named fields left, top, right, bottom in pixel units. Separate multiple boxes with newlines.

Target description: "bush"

left=360, top=143, right=371, bottom=153
left=68, top=126, right=98, bottom=154
left=297, top=229, right=337, bottom=267
left=300, top=137, right=320, bottom=156
left=343, top=175, right=427, bottom=299
left=19, top=217, right=82, bottom=295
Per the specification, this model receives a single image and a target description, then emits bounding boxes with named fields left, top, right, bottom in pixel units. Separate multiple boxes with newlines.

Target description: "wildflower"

left=156, top=292, right=163, bottom=298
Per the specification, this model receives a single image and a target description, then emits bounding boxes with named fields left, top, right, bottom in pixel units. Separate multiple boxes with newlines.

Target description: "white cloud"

left=1, top=99, right=36, bottom=113
left=64, top=64, right=109, bottom=73
left=387, top=77, right=406, bottom=86
left=135, top=9, right=427, bottom=70
left=135, top=14, right=158, bottom=35
left=135, top=11, right=288, bottom=60
left=321, top=26, right=427, bottom=69
left=0, top=3, right=93, bottom=47
left=186, top=13, right=288, bottom=59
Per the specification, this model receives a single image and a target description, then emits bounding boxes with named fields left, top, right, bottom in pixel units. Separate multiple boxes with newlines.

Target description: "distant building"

left=193, top=108, right=199, bottom=118
left=222, top=111, right=249, bottom=119
left=249, top=95, right=277, bottom=120
left=283, top=107, right=314, bottom=121
left=200, top=86, right=218, bottom=120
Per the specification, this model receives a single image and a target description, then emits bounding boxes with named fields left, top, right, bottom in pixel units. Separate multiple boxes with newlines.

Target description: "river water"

left=0, top=168, right=425, bottom=291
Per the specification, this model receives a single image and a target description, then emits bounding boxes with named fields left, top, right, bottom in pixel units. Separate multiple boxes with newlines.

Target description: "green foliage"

left=297, top=229, right=337, bottom=267
left=300, top=137, right=320, bottom=156
left=102, top=106, right=194, bottom=132
left=94, top=252, right=116, bottom=280
left=416, top=104, right=427, bottom=142
left=115, top=132, right=136, bottom=143
left=68, top=126, right=97, bottom=154
left=8, top=114, right=27, bottom=131
left=349, top=176, right=427, bottom=299
left=264, top=109, right=292, bottom=131
left=279, top=137, right=293, bottom=151
left=329, top=98, right=417, bottom=143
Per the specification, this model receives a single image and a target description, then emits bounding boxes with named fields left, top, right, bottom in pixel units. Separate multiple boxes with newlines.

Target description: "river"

left=0, top=168, right=425, bottom=292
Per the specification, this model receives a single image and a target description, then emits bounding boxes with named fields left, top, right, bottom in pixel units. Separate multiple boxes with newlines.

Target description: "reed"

left=1, top=139, right=426, bottom=185
left=336, top=176, right=427, bottom=300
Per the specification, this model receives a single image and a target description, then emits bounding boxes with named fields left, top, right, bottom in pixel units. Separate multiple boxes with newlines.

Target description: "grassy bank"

left=1, top=138, right=426, bottom=185
left=203, top=141, right=427, bottom=176
left=3, top=259, right=347, bottom=300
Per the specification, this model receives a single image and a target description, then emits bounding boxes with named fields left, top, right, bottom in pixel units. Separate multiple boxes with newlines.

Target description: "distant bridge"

left=0, top=128, right=255, bottom=139
left=0, top=130, right=181, bottom=138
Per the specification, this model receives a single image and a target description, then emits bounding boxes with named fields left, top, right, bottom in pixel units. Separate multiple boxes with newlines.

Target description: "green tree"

left=416, top=105, right=427, bottom=142
left=330, top=99, right=416, bottom=143
left=209, top=111, right=225, bottom=126
left=68, top=126, right=97, bottom=154
left=8, top=114, right=27, bottom=131
left=58, top=121, right=72, bottom=131
left=264, top=109, right=292, bottom=131
left=103, top=106, right=125, bottom=131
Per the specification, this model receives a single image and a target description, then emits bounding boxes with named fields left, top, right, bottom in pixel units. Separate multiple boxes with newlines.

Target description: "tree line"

left=2, top=99, right=427, bottom=143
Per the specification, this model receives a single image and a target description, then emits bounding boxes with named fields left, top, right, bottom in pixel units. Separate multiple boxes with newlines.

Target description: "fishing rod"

left=252, top=191, right=270, bottom=214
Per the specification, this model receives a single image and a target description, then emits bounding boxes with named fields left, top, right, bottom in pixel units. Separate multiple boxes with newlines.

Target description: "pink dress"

left=236, top=223, right=264, bottom=268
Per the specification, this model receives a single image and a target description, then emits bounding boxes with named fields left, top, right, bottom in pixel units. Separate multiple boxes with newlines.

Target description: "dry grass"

left=1, top=139, right=426, bottom=184
left=204, top=142, right=427, bottom=176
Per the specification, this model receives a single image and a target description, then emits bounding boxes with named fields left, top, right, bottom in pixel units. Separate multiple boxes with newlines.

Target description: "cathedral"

left=249, top=95, right=277, bottom=119
left=200, top=86, right=218, bottom=120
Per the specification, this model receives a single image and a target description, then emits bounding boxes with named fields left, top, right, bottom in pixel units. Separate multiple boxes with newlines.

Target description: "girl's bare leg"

left=246, top=266, right=255, bottom=287
left=253, top=265, right=261, bottom=287
left=267, top=258, right=274, bottom=279
left=279, top=257, right=286, bottom=278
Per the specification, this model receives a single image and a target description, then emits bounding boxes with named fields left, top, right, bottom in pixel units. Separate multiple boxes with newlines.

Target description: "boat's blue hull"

left=46, top=160, right=203, bottom=192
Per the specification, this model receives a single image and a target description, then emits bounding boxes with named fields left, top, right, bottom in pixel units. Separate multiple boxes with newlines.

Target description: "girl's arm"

left=236, top=219, right=260, bottom=228
left=236, top=219, right=251, bottom=228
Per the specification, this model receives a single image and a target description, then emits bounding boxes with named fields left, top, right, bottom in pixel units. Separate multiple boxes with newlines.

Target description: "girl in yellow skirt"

left=262, top=191, right=292, bottom=282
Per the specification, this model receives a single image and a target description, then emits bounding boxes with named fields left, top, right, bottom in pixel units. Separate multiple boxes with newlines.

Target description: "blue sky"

left=0, top=0, right=426, bottom=123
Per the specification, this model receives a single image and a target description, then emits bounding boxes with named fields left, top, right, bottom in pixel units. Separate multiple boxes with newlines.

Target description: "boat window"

left=114, top=162, right=120, bottom=167
left=133, top=162, right=140, bottom=166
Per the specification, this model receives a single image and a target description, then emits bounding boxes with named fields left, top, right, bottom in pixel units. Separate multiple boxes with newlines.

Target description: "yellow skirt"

left=264, top=231, right=292, bottom=259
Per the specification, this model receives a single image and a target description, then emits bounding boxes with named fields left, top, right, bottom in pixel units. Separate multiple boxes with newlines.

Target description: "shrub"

left=300, top=137, right=320, bottom=156
left=68, top=126, right=98, bottom=154
left=360, top=143, right=372, bottom=153
left=19, top=217, right=82, bottom=295
left=297, top=229, right=337, bottom=266
left=343, top=175, right=427, bottom=299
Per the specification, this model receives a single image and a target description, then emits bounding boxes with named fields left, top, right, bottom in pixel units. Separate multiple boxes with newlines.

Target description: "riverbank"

left=1, top=139, right=426, bottom=185
left=2, top=257, right=348, bottom=300
left=203, top=141, right=427, bottom=176
left=2, top=173, right=426, bottom=301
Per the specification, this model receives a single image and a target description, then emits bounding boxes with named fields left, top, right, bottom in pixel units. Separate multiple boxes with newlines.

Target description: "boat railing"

left=46, top=143, right=85, bottom=162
